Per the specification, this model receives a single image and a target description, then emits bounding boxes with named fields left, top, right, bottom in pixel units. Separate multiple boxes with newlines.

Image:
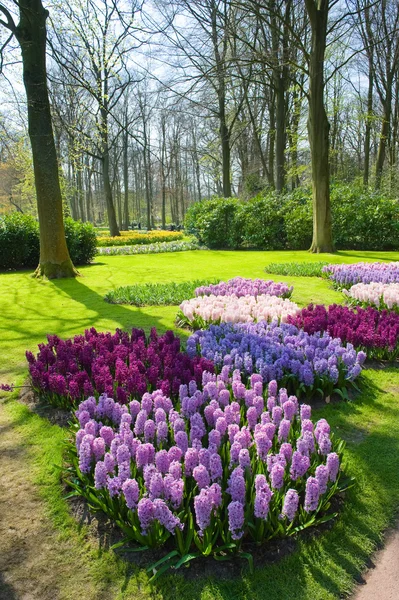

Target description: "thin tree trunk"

left=363, top=55, right=373, bottom=186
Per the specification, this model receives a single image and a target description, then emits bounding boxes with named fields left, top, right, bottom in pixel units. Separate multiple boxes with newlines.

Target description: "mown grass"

left=1, top=248, right=399, bottom=599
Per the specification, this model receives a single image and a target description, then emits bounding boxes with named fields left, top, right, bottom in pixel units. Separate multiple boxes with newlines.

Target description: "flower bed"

left=343, top=282, right=399, bottom=311
left=195, top=278, right=293, bottom=299
left=97, top=231, right=184, bottom=247
left=322, top=262, right=399, bottom=289
left=187, top=321, right=364, bottom=399
left=288, top=304, right=399, bottom=360
left=178, top=295, right=300, bottom=330
left=265, top=262, right=329, bottom=278
left=26, top=328, right=213, bottom=409
left=67, top=373, right=347, bottom=573
left=97, top=240, right=202, bottom=256
left=104, top=280, right=218, bottom=306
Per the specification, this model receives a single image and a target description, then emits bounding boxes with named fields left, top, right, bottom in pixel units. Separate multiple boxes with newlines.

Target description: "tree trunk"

left=15, top=1, right=77, bottom=278
left=123, top=132, right=129, bottom=230
left=363, top=55, right=373, bottom=186
left=305, top=0, right=334, bottom=253
left=102, top=151, right=120, bottom=236
left=275, top=76, right=286, bottom=193
left=375, top=91, right=392, bottom=190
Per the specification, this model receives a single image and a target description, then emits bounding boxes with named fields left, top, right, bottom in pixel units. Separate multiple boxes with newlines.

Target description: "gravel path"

left=353, top=526, right=399, bottom=600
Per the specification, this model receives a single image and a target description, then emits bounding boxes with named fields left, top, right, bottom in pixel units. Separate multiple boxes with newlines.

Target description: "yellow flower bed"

left=96, top=230, right=184, bottom=247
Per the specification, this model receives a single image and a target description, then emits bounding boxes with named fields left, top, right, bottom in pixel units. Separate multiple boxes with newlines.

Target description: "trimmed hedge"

left=185, top=185, right=399, bottom=250
left=0, top=213, right=97, bottom=270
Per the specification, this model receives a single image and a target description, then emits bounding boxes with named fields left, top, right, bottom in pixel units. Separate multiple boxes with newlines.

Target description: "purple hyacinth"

left=290, top=450, right=310, bottom=480
left=153, top=499, right=183, bottom=533
left=278, top=419, right=291, bottom=442
left=238, top=448, right=251, bottom=470
left=93, top=437, right=105, bottom=461
left=174, top=430, right=188, bottom=454
left=94, top=461, right=108, bottom=489
left=315, top=464, right=329, bottom=494
left=209, top=452, right=223, bottom=481
left=281, top=489, right=299, bottom=521
left=254, top=432, right=272, bottom=461
left=326, top=452, right=340, bottom=481
left=318, top=433, right=332, bottom=455
left=270, top=463, right=285, bottom=490
left=122, top=478, right=139, bottom=509
left=227, top=467, right=246, bottom=504
left=228, top=501, right=245, bottom=540
left=254, top=474, right=273, bottom=519
left=304, top=476, right=320, bottom=512
left=193, top=465, right=210, bottom=489
left=300, top=404, right=312, bottom=421
left=137, top=498, right=155, bottom=534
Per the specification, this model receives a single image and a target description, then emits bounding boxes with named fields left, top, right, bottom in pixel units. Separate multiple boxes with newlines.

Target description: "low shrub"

left=288, top=304, right=399, bottom=360
left=184, top=198, right=243, bottom=249
left=0, top=213, right=39, bottom=269
left=104, top=280, right=218, bottom=307
left=64, top=218, right=97, bottom=265
left=265, top=262, right=329, bottom=278
left=97, top=240, right=202, bottom=256
left=97, top=231, right=184, bottom=247
left=66, top=374, right=348, bottom=573
left=187, top=321, right=365, bottom=399
left=26, top=327, right=214, bottom=409
left=282, top=190, right=313, bottom=250
left=0, top=213, right=96, bottom=269
left=239, top=196, right=286, bottom=250
left=185, top=185, right=399, bottom=251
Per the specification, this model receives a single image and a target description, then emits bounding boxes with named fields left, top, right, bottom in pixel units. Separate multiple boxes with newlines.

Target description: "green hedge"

left=185, top=185, right=399, bottom=250
left=0, top=213, right=97, bottom=270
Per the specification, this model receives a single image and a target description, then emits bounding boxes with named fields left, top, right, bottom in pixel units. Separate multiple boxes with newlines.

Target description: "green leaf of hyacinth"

left=146, top=550, right=179, bottom=573
left=174, top=552, right=199, bottom=569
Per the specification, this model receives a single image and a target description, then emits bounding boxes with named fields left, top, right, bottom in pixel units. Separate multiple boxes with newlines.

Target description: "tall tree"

left=305, top=0, right=334, bottom=253
left=0, top=0, right=77, bottom=277
left=50, top=0, right=143, bottom=236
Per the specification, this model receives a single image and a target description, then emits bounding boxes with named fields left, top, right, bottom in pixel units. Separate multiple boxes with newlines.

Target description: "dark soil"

left=18, top=382, right=72, bottom=428
left=66, top=490, right=344, bottom=581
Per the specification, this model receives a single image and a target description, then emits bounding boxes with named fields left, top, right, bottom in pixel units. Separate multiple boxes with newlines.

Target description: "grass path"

left=1, top=249, right=399, bottom=599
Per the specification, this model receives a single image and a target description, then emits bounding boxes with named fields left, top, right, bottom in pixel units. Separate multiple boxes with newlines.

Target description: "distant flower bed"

left=97, top=231, right=184, bottom=247
left=67, top=372, right=347, bottom=573
left=97, top=240, right=202, bottom=255
left=187, top=321, right=364, bottom=399
left=104, top=280, right=218, bottom=307
left=178, top=295, right=300, bottom=330
left=27, top=328, right=213, bottom=409
left=322, top=262, right=399, bottom=289
left=265, top=262, right=329, bottom=278
left=288, top=304, right=399, bottom=360
left=344, top=282, right=399, bottom=311
left=195, top=277, right=293, bottom=299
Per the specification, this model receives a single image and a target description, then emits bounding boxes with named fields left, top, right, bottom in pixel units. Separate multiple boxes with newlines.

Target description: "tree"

left=0, top=0, right=77, bottom=277
left=50, top=0, right=143, bottom=236
left=305, top=0, right=334, bottom=253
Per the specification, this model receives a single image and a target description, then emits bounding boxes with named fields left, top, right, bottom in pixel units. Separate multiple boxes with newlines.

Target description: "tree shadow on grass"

left=0, top=573, right=19, bottom=600
left=49, top=276, right=191, bottom=342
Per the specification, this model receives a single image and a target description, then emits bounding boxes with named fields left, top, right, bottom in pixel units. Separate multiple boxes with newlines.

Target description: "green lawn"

left=1, top=249, right=399, bottom=599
